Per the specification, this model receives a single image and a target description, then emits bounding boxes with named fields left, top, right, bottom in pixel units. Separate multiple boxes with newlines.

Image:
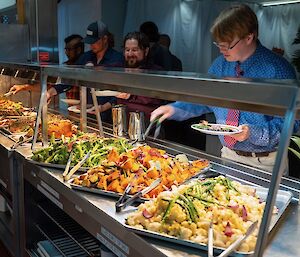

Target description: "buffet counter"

left=10, top=131, right=300, bottom=257
left=0, top=62, right=300, bottom=257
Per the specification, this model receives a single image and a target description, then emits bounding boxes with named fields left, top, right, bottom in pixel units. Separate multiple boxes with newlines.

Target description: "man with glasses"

left=150, top=4, right=298, bottom=172
left=9, top=34, right=84, bottom=97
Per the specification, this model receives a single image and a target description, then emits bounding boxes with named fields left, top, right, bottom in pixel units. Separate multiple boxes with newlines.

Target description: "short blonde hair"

left=210, top=4, right=258, bottom=43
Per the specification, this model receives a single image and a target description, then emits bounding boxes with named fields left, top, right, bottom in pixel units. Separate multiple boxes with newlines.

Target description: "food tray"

left=123, top=187, right=292, bottom=256
left=68, top=165, right=214, bottom=199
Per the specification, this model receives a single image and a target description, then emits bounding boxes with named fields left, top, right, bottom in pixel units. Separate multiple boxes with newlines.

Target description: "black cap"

left=83, top=20, right=108, bottom=44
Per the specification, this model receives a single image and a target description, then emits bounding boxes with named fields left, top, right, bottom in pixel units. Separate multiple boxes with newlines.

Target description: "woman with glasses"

left=150, top=4, right=298, bottom=172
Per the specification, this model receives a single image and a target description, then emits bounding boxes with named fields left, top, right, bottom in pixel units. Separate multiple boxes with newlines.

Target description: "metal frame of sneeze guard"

left=79, top=83, right=87, bottom=132
left=254, top=84, right=299, bottom=257
left=32, top=71, right=48, bottom=150
left=91, top=88, right=104, bottom=136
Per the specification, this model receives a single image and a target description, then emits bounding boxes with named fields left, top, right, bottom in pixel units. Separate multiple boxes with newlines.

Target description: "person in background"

left=139, top=21, right=173, bottom=71
left=116, top=31, right=166, bottom=120
left=150, top=4, right=299, bottom=172
left=159, top=34, right=182, bottom=71
left=48, top=20, right=124, bottom=123
left=9, top=34, right=84, bottom=96
left=157, top=33, right=204, bottom=149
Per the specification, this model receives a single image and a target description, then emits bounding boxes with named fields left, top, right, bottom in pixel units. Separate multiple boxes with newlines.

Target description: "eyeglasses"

left=213, top=38, right=242, bottom=51
left=64, top=43, right=82, bottom=51
left=64, top=47, right=77, bottom=52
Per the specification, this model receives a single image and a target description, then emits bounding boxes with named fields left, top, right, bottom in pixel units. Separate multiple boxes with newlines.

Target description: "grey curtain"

left=57, top=0, right=102, bottom=64
left=123, top=0, right=300, bottom=73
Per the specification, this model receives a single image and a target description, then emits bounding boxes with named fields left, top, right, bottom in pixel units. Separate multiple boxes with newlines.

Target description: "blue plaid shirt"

left=170, top=41, right=299, bottom=152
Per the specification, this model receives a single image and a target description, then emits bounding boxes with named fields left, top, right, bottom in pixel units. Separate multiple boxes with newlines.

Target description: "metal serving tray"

left=68, top=165, right=214, bottom=199
left=122, top=187, right=292, bottom=257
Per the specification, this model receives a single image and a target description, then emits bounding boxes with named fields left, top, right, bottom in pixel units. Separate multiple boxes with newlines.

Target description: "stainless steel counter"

left=13, top=134, right=299, bottom=257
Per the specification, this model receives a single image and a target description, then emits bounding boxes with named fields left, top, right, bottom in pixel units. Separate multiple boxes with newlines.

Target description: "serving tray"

left=122, top=187, right=292, bottom=256
left=68, top=165, right=214, bottom=199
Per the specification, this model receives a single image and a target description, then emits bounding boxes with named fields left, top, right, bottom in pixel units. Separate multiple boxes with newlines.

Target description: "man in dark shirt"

left=139, top=21, right=173, bottom=71
left=49, top=20, right=124, bottom=122
left=159, top=34, right=183, bottom=71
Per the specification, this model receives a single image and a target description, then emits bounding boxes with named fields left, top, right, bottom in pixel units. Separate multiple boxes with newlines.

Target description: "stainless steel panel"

left=42, top=65, right=300, bottom=117
left=0, top=24, right=29, bottom=62
left=25, top=0, right=58, bottom=63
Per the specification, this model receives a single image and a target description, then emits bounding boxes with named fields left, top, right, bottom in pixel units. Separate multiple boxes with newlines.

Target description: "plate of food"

left=94, top=90, right=121, bottom=97
left=191, top=121, right=242, bottom=136
left=68, top=105, right=95, bottom=114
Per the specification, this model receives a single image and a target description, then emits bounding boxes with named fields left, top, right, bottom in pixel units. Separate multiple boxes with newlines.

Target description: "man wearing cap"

left=76, top=20, right=123, bottom=66
left=49, top=20, right=124, bottom=123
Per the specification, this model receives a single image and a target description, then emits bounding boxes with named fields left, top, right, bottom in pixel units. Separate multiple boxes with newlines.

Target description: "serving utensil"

left=144, top=115, right=162, bottom=139
left=11, top=136, right=33, bottom=150
left=206, top=220, right=258, bottom=257
left=62, top=152, right=73, bottom=178
left=64, top=151, right=91, bottom=181
left=3, top=91, right=13, bottom=97
left=115, top=178, right=161, bottom=212
left=208, top=221, right=214, bottom=257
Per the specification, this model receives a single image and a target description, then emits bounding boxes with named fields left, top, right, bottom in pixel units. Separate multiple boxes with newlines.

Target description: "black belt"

left=235, top=150, right=275, bottom=158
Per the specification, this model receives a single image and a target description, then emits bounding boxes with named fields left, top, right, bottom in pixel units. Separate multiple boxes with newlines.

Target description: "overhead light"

left=262, top=0, right=300, bottom=7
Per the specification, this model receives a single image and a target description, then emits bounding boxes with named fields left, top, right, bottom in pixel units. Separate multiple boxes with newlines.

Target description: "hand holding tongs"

left=144, top=115, right=162, bottom=140
left=208, top=220, right=258, bottom=257
left=64, top=151, right=91, bottom=181
left=115, top=178, right=161, bottom=212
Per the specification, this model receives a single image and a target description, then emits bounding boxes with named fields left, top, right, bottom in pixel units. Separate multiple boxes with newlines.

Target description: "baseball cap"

left=83, top=20, right=109, bottom=44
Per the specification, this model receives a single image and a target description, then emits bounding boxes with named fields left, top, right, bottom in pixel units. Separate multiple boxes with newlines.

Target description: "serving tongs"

left=3, top=91, right=14, bottom=97
left=144, top=115, right=162, bottom=140
left=208, top=220, right=258, bottom=257
left=115, top=178, right=161, bottom=212
left=64, top=151, right=91, bottom=181
left=11, top=136, right=33, bottom=149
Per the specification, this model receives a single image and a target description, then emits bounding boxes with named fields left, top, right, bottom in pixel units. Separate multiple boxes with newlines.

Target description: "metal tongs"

left=208, top=220, right=258, bottom=257
left=63, top=151, right=91, bottom=181
left=3, top=91, right=14, bottom=97
left=144, top=116, right=162, bottom=140
left=115, top=178, right=161, bottom=212
left=11, top=136, right=33, bottom=150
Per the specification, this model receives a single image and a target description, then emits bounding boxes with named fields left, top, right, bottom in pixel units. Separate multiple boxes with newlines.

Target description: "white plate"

left=94, top=90, right=121, bottom=96
left=191, top=123, right=242, bottom=136
left=60, top=99, right=80, bottom=105
left=68, top=105, right=95, bottom=114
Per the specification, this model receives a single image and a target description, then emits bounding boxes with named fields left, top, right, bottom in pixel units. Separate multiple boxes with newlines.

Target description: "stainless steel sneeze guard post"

left=80, top=85, right=87, bottom=132
left=254, top=86, right=299, bottom=257
left=91, top=88, right=104, bottom=137
left=32, top=71, right=48, bottom=149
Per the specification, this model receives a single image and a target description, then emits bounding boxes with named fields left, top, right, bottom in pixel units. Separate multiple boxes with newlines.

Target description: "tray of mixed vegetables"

left=69, top=145, right=211, bottom=198
left=29, top=133, right=133, bottom=171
